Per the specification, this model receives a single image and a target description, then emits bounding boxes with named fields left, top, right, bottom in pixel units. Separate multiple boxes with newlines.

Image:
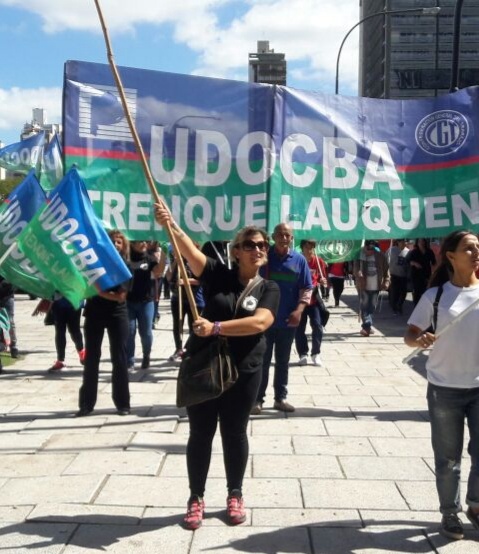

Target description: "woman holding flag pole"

left=404, top=230, right=479, bottom=540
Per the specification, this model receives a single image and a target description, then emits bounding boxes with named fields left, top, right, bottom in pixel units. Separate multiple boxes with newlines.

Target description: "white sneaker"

left=298, top=355, right=308, bottom=366
left=312, top=355, right=323, bottom=366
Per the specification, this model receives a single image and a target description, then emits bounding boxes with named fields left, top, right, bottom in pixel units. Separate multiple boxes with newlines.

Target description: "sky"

left=0, top=0, right=360, bottom=147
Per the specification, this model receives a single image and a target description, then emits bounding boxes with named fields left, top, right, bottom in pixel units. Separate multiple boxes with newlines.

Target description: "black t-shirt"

left=127, top=253, right=158, bottom=302
left=187, top=258, right=280, bottom=373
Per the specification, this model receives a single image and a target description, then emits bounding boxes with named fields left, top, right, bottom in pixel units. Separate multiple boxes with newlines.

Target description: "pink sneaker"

left=48, top=360, right=65, bottom=372
left=184, top=496, right=205, bottom=530
left=226, top=494, right=246, bottom=525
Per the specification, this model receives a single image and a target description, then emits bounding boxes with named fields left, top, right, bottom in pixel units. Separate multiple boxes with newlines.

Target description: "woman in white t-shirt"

left=405, top=230, right=479, bottom=541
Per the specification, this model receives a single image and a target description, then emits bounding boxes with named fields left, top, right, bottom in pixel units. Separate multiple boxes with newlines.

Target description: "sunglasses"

left=241, top=239, right=269, bottom=252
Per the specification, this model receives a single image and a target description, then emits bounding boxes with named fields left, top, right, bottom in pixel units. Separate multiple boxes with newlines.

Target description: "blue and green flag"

left=40, top=133, right=63, bottom=191
left=0, top=131, right=45, bottom=174
left=17, top=167, right=132, bottom=308
left=0, top=170, right=56, bottom=299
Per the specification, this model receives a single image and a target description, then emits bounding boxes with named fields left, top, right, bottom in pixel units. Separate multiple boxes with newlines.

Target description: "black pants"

left=171, top=294, right=194, bottom=351
left=329, top=277, right=345, bottom=306
left=389, top=275, right=408, bottom=313
left=186, top=369, right=261, bottom=497
left=79, top=306, right=130, bottom=411
left=52, top=301, right=83, bottom=361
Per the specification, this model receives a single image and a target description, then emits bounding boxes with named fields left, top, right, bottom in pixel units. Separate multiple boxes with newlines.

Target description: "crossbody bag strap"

left=433, top=284, right=444, bottom=331
left=234, top=275, right=264, bottom=317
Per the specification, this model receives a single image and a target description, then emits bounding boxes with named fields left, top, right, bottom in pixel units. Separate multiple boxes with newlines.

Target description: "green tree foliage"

left=0, top=176, right=24, bottom=201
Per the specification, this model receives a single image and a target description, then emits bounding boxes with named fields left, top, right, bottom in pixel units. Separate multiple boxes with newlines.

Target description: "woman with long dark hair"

left=407, top=238, right=436, bottom=305
left=154, top=203, right=279, bottom=531
left=405, top=230, right=479, bottom=540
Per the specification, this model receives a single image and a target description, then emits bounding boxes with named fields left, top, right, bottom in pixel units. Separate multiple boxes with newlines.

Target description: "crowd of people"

left=2, top=224, right=479, bottom=541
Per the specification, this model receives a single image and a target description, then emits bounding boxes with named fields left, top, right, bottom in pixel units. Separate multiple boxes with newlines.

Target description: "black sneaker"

left=466, top=507, right=479, bottom=530
left=440, top=513, right=464, bottom=540
left=10, top=346, right=19, bottom=358
left=141, top=356, right=150, bottom=369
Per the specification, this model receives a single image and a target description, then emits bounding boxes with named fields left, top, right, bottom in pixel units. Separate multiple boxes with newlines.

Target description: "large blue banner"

left=63, top=60, right=479, bottom=241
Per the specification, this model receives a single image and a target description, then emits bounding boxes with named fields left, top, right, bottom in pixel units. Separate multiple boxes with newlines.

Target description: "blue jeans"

left=257, top=326, right=296, bottom=403
left=427, top=383, right=479, bottom=514
left=359, top=290, right=378, bottom=331
left=295, top=305, right=323, bottom=356
left=127, top=300, right=154, bottom=365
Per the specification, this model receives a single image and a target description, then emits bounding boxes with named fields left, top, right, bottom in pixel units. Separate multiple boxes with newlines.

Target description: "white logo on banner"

left=415, top=110, right=469, bottom=156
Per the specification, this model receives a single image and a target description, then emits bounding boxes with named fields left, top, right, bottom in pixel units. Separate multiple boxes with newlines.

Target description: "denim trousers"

left=257, top=326, right=296, bottom=403
left=359, top=290, right=378, bottom=330
left=295, top=304, right=323, bottom=356
left=127, top=300, right=154, bottom=365
left=427, top=383, right=479, bottom=514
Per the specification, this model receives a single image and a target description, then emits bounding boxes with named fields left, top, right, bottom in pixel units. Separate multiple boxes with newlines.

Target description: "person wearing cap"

left=295, top=239, right=327, bottom=366
left=386, top=239, right=410, bottom=315
left=354, top=241, right=390, bottom=336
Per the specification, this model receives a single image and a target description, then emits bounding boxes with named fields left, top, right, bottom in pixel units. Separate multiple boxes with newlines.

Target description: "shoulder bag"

left=176, top=275, right=263, bottom=408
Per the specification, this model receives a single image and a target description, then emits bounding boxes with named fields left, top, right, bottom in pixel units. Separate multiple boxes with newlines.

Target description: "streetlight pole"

left=450, top=0, right=465, bottom=92
left=335, top=6, right=441, bottom=95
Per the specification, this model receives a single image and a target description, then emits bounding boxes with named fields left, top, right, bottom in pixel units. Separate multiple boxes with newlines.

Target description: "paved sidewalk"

left=0, top=287, right=476, bottom=552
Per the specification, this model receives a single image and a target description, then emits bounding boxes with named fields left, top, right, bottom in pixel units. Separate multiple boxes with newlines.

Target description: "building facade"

left=359, top=0, right=479, bottom=98
left=248, top=40, right=287, bottom=86
left=21, top=108, right=62, bottom=143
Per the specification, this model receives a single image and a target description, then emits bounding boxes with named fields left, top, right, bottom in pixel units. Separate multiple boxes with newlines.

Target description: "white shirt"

left=407, top=281, right=479, bottom=388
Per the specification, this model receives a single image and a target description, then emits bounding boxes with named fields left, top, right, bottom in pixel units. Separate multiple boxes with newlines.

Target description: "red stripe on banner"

left=397, top=155, right=479, bottom=172
left=64, top=146, right=145, bottom=160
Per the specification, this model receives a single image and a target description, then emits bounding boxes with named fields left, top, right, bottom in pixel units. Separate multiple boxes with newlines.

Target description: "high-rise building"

left=21, top=108, right=62, bottom=142
left=359, top=0, right=479, bottom=98
left=248, top=40, right=287, bottom=86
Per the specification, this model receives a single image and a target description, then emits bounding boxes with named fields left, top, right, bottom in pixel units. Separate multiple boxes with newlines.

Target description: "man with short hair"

left=252, top=223, right=313, bottom=414
left=386, top=239, right=410, bottom=315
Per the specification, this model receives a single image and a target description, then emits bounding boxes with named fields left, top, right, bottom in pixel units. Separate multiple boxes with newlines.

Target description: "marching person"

left=77, top=230, right=131, bottom=417
left=253, top=223, right=312, bottom=413
left=154, top=203, right=279, bottom=531
left=404, top=230, right=479, bottom=541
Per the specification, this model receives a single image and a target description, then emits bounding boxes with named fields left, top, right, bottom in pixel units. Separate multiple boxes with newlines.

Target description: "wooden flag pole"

left=93, top=0, right=199, bottom=320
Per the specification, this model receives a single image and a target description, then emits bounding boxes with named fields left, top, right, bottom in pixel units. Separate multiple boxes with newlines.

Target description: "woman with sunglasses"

left=154, top=204, right=279, bottom=531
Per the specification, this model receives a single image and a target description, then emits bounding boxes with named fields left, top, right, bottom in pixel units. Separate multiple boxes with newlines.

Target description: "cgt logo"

left=415, top=110, right=469, bottom=156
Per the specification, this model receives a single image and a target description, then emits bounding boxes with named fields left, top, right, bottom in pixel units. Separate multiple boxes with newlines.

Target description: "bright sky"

left=0, top=0, right=360, bottom=146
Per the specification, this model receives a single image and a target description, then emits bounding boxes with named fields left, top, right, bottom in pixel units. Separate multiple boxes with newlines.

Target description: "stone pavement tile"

left=22, top=416, right=108, bottom=434
left=160, top=453, right=251, bottom=479
left=339, top=456, right=434, bottom=480
left=0, top=404, right=18, bottom=414
left=293, top=436, right=376, bottom=456
left=62, top=523, right=192, bottom=554
left=359, top=375, right=420, bottom=386
left=191, top=525, right=311, bottom=554
left=0, top=475, right=104, bottom=505
left=127, top=432, right=189, bottom=453
left=0, top=419, right=31, bottom=433
left=252, top=508, right=360, bottom=528
left=27, top=503, right=143, bottom=524
left=42, top=432, right=134, bottom=452
left=397, top=481, right=468, bottom=512
left=0, top=506, right=34, bottom=522
left=63, top=451, right=164, bottom=476
left=324, top=420, right=402, bottom=437
left=0, top=454, right=76, bottom=477
left=305, top=375, right=362, bottom=386
left=253, top=454, right=342, bottom=479
left=312, top=395, right=378, bottom=407
left=370, top=437, right=432, bottom=457
left=374, top=396, right=428, bottom=409
left=337, top=384, right=401, bottom=397
left=395, top=385, right=427, bottom=397
left=327, top=366, right=382, bottom=377
left=360, top=510, right=439, bottom=529
left=0, top=521, right=76, bottom=554
left=395, top=420, right=431, bottom=438
left=310, top=526, right=435, bottom=553
left=1, top=433, right=50, bottom=454
left=251, top=418, right=327, bottom=436
left=350, top=407, right=428, bottom=422
left=289, top=406, right=354, bottom=419
left=288, top=384, right=340, bottom=396
left=302, top=479, right=409, bottom=510
left=238, top=435, right=295, bottom=455
left=96, top=415, right=178, bottom=434
left=427, top=527, right=479, bottom=552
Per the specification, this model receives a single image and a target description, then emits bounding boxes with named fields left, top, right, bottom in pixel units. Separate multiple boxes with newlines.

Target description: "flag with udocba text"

left=17, top=166, right=131, bottom=308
